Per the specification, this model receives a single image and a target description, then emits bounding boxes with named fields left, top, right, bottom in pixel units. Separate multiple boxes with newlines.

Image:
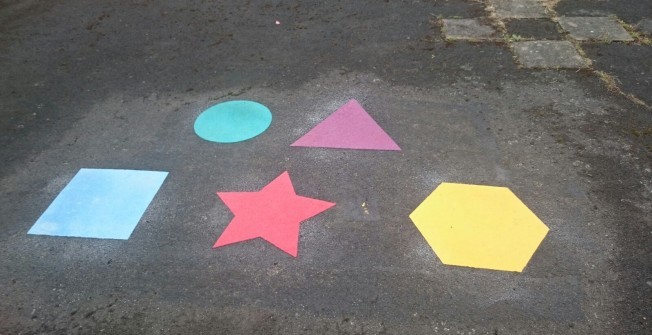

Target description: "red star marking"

left=213, top=171, right=336, bottom=257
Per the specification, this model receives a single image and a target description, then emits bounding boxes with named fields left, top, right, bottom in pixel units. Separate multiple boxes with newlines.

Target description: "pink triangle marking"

left=291, top=99, right=400, bottom=150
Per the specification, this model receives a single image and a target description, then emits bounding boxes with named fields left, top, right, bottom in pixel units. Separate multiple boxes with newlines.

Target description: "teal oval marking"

left=194, top=100, right=272, bottom=143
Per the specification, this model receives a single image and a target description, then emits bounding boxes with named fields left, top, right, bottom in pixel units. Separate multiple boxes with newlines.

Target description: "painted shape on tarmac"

left=28, top=168, right=168, bottom=240
left=213, top=171, right=335, bottom=257
left=194, top=100, right=272, bottom=143
left=291, top=99, right=401, bottom=150
left=409, top=182, right=549, bottom=272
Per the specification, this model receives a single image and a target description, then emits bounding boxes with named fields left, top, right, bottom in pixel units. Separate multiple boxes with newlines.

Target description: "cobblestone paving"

left=438, top=0, right=650, bottom=104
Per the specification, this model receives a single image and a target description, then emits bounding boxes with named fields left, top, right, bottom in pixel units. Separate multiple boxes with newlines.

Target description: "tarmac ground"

left=1, top=0, right=651, bottom=334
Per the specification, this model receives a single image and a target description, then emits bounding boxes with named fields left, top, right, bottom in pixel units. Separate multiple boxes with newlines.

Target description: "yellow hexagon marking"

left=409, top=183, right=549, bottom=272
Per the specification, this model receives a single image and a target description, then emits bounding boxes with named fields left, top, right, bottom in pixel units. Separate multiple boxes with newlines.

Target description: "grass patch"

left=540, top=0, right=560, bottom=16
left=617, top=19, right=652, bottom=45
left=631, top=127, right=652, bottom=137
left=504, top=34, right=524, bottom=43
left=594, top=70, right=620, bottom=93
left=594, top=70, right=650, bottom=108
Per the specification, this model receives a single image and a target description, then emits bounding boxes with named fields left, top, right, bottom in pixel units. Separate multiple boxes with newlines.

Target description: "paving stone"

left=583, top=43, right=652, bottom=106
left=431, top=0, right=487, bottom=19
left=505, top=19, right=564, bottom=40
left=491, top=0, right=548, bottom=19
left=555, top=0, right=652, bottom=23
left=512, top=40, right=589, bottom=68
left=558, top=17, right=634, bottom=41
left=442, top=19, right=498, bottom=40
left=636, top=19, right=652, bottom=36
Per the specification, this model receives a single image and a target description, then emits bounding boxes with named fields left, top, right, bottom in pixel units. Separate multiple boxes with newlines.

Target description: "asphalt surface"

left=1, top=0, right=651, bottom=334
